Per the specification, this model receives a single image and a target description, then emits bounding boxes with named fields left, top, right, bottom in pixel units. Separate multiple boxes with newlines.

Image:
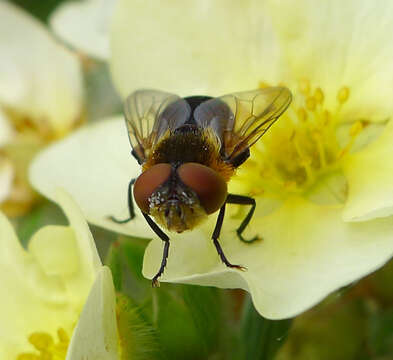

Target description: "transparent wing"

left=194, top=87, right=292, bottom=162
left=124, top=89, right=191, bottom=163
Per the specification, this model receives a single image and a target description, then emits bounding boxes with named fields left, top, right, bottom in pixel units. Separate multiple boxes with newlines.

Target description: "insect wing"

left=194, top=87, right=292, bottom=162
left=124, top=89, right=191, bottom=163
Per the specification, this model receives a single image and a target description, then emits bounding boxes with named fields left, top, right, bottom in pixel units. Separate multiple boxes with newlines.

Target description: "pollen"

left=16, top=328, right=70, bottom=360
left=242, top=80, right=359, bottom=197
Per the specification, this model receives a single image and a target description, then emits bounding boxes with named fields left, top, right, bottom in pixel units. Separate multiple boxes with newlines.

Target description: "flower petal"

left=110, top=0, right=283, bottom=98
left=0, top=1, right=83, bottom=135
left=30, top=117, right=150, bottom=237
left=66, top=266, right=119, bottom=360
left=143, top=197, right=393, bottom=319
left=0, top=189, right=100, bottom=358
left=266, top=0, right=393, bottom=121
left=50, top=0, right=115, bottom=60
left=28, top=189, right=102, bottom=304
left=342, top=120, right=393, bottom=221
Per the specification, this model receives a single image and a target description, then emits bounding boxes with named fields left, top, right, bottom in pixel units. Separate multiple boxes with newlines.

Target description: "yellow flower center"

left=16, top=328, right=70, bottom=360
left=241, top=80, right=366, bottom=199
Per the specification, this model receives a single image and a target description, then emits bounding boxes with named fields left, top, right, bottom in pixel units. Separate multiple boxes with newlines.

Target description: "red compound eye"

left=133, top=163, right=172, bottom=213
left=178, top=162, right=227, bottom=214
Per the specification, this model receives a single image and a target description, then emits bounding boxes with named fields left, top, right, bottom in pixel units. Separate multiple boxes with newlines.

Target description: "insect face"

left=133, top=162, right=228, bottom=233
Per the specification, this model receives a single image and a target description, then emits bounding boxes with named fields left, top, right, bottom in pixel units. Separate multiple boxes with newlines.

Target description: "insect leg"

left=212, top=202, right=246, bottom=271
left=142, top=212, right=170, bottom=287
left=109, top=178, right=136, bottom=224
left=226, top=194, right=259, bottom=244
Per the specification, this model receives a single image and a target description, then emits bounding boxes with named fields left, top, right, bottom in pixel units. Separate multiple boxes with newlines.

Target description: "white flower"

left=30, top=0, right=393, bottom=319
left=0, top=189, right=119, bottom=359
left=50, top=0, right=117, bottom=60
left=0, top=1, right=84, bottom=213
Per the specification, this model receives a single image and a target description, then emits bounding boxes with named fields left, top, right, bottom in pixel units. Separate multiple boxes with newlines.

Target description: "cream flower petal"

left=342, top=120, right=393, bottom=221
left=66, top=266, right=119, bottom=360
left=266, top=0, right=393, bottom=121
left=0, top=189, right=100, bottom=358
left=0, top=1, right=83, bottom=135
left=0, top=158, right=13, bottom=204
left=30, top=117, right=149, bottom=237
left=50, top=0, right=116, bottom=60
left=110, top=0, right=284, bottom=98
left=143, top=197, right=393, bottom=319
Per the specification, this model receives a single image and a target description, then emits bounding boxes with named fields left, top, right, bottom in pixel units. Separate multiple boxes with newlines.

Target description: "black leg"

left=212, top=203, right=246, bottom=271
left=109, top=178, right=136, bottom=224
left=226, top=194, right=259, bottom=244
left=142, top=212, right=170, bottom=287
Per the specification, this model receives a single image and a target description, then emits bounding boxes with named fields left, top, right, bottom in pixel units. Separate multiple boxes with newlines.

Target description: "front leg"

left=109, top=178, right=136, bottom=224
left=212, top=202, right=246, bottom=271
left=226, top=194, right=259, bottom=244
left=142, top=212, right=170, bottom=287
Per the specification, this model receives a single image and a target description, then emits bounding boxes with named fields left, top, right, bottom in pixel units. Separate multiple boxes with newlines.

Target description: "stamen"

left=246, top=80, right=362, bottom=198
left=338, top=120, right=364, bottom=158
left=306, top=96, right=317, bottom=111
left=337, top=86, right=350, bottom=104
left=29, top=333, right=53, bottom=351
left=297, top=107, right=308, bottom=122
left=16, top=329, right=70, bottom=360
left=258, top=81, right=270, bottom=89
left=314, top=88, right=324, bottom=104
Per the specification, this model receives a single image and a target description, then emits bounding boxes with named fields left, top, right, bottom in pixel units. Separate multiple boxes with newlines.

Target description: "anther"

left=28, top=333, right=53, bottom=351
left=297, top=107, right=308, bottom=122
left=314, top=88, right=324, bottom=104
left=258, top=81, right=270, bottom=89
left=337, top=86, right=350, bottom=104
left=57, top=328, right=69, bottom=343
left=306, top=96, right=317, bottom=111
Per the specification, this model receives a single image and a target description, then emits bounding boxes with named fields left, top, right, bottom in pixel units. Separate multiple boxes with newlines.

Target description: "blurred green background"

left=8, top=1, right=393, bottom=359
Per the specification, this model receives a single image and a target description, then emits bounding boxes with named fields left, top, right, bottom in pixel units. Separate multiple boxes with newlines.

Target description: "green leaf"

left=241, top=296, right=292, bottom=360
left=9, top=0, right=67, bottom=22
left=181, top=285, right=221, bottom=354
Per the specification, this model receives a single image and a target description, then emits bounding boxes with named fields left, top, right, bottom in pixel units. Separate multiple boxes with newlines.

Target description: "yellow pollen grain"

left=306, top=96, right=317, bottom=111
left=314, top=87, right=324, bottom=104
left=337, top=86, right=350, bottom=104
left=299, top=79, right=310, bottom=95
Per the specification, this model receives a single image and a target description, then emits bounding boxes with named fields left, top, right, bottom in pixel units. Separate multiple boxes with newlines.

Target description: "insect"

left=110, top=87, right=292, bottom=286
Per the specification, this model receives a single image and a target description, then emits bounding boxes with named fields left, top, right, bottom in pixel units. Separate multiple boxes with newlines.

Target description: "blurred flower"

left=50, top=0, right=116, bottom=60
left=30, top=0, right=393, bottom=319
left=0, top=189, right=119, bottom=359
left=0, top=1, right=84, bottom=215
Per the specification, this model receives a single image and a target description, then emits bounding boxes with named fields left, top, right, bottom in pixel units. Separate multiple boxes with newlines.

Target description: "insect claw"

left=228, top=264, right=247, bottom=272
left=152, top=278, right=161, bottom=287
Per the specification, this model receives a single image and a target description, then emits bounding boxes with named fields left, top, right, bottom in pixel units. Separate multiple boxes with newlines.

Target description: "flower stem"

left=240, top=296, right=292, bottom=360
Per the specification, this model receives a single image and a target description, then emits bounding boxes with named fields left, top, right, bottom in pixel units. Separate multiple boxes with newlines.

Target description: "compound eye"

left=133, top=163, right=172, bottom=213
left=178, top=162, right=227, bottom=214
